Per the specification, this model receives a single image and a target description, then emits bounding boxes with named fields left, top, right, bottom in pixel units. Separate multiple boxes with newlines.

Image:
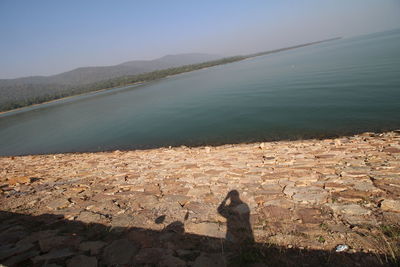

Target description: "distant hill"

left=0, top=53, right=222, bottom=86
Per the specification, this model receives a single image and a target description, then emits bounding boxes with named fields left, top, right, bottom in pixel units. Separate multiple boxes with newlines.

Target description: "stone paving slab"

left=1, top=131, right=400, bottom=266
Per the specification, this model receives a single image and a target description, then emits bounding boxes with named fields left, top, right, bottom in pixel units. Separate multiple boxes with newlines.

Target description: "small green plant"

left=380, top=225, right=400, bottom=238
left=317, top=236, right=326, bottom=243
left=320, top=223, right=328, bottom=231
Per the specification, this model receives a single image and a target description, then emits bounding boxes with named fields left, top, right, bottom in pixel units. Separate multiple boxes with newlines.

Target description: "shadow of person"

left=218, top=190, right=254, bottom=247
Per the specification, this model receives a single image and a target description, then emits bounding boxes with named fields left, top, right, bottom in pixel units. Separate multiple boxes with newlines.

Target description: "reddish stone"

left=7, top=176, right=31, bottom=185
left=383, top=147, right=400, bottom=153
left=296, top=208, right=323, bottom=224
left=332, top=190, right=372, bottom=202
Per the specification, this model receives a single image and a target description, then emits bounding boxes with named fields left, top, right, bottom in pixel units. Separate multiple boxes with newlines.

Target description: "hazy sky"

left=1, top=0, right=399, bottom=79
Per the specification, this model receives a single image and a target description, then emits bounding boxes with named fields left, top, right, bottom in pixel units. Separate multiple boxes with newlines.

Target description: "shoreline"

left=1, top=128, right=399, bottom=158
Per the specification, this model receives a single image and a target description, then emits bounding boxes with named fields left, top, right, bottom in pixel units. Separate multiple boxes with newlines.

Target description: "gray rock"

left=67, top=255, right=97, bottom=267
left=187, top=186, right=211, bottom=198
left=328, top=203, right=371, bottom=216
left=193, top=253, right=226, bottom=267
left=185, top=222, right=224, bottom=238
left=79, top=241, right=107, bottom=255
left=111, top=214, right=134, bottom=228
left=32, top=248, right=75, bottom=263
left=0, top=229, right=27, bottom=245
left=16, top=230, right=58, bottom=247
left=2, top=249, right=39, bottom=266
left=0, top=242, right=34, bottom=260
left=176, top=249, right=200, bottom=261
left=328, top=203, right=376, bottom=225
left=137, top=194, right=160, bottom=210
left=39, top=236, right=71, bottom=252
left=134, top=248, right=173, bottom=265
left=102, top=239, right=139, bottom=265
left=381, top=199, right=400, bottom=213
left=46, top=198, right=70, bottom=210
left=76, top=211, right=102, bottom=223
left=290, top=186, right=328, bottom=204
left=160, top=254, right=186, bottom=267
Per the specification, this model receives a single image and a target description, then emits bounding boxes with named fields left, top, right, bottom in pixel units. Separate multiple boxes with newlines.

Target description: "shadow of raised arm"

left=217, top=194, right=230, bottom=218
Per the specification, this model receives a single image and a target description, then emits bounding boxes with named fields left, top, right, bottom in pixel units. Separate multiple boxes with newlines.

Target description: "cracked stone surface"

left=1, top=131, right=400, bottom=266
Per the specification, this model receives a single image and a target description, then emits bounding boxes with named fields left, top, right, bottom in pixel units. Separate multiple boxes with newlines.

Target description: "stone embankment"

left=1, top=131, right=400, bottom=266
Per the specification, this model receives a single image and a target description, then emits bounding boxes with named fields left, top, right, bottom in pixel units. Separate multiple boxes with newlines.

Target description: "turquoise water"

left=1, top=29, right=400, bottom=156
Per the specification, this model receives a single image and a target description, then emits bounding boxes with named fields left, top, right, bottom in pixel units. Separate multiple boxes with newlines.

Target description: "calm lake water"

left=1, top=29, right=400, bottom=156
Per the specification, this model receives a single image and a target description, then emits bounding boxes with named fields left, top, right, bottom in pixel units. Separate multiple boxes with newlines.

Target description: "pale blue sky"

left=0, top=0, right=399, bottom=78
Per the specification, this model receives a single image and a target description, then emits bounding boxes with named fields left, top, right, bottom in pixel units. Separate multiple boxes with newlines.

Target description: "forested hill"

left=0, top=53, right=222, bottom=86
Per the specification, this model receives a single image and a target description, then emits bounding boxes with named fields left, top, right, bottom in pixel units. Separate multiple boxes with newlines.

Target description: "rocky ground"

left=1, top=131, right=400, bottom=266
